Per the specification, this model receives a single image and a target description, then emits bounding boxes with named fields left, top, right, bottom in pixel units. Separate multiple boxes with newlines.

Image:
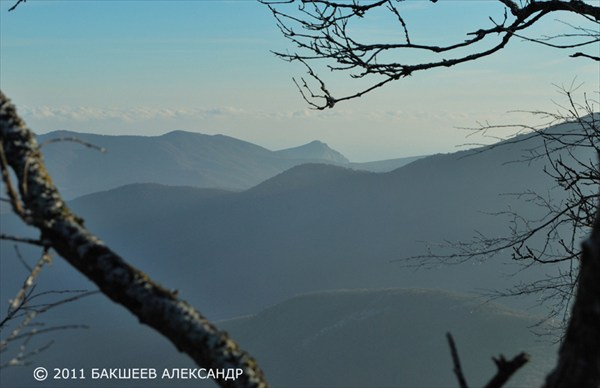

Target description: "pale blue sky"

left=1, top=0, right=598, bottom=161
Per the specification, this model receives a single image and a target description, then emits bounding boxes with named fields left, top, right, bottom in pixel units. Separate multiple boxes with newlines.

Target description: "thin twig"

left=8, top=0, right=25, bottom=12
left=0, top=140, right=27, bottom=220
left=446, top=332, right=469, bottom=388
left=39, top=137, right=107, bottom=153
left=0, top=234, right=46, bottom=247
left=9, top=248, right=52, bottom=312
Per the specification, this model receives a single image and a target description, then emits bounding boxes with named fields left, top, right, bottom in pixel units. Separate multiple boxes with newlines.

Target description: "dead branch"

left=543, top=187, right=600, bottom=387
left=7, top=0, right=25, bottom=12
left=446, top=332, right=468, bottom=388
left=0, top=91, right=267, bottom=387
left=446, top=332, right=529, bottom=388
left=0, top=248, right=95, bottom=369
left=484, top=353, right=530, bottom=388
left=262, top=0, right=599, bottom=109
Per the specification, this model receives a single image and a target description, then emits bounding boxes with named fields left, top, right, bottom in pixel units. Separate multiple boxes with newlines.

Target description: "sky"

left=1, top=0, right=598, bottom=162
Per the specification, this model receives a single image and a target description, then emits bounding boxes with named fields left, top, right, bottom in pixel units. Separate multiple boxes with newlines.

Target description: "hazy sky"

left=1, top=0, right=598, bottom=161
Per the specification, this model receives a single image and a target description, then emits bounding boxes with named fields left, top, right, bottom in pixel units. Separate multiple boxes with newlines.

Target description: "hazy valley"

left=1, top=119, right=592, bottom=387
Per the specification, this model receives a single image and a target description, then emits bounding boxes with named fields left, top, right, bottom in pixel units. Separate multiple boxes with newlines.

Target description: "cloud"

left=19, top=104, right=372, bottom=126
left=21, top=102, right=512, bottom=125
left=20, top=105, right=253, bottom=123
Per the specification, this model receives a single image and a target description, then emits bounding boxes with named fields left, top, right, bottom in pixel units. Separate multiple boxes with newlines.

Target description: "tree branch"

left=7, top=0, right=25, bottom=12
left=446, top=332, right=468, bottom=388
left=484, top=353, right=530, bottom=388
left=544, top=174, right=600, bottom=387
left=0, top=234, right=46, bottom=247
left=447, top=331, right=529, bottom=388
left=0, top=90, right=267, bottom=387
left=570, top=52, right=600, bottom=61
left=264, top=0, right=599, bottom=108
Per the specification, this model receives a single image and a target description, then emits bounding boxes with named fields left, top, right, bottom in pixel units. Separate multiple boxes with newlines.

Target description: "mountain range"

left=1, top=117, right=593, bottom=387
left=57, top=122, right=588, bottom=319
left=37, top=130, right=419, bottom=199
left=4, top=121, right=588, bottom=319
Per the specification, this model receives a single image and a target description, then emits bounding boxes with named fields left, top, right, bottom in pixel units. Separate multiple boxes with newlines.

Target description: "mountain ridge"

left=2, top=118, right=590, bottom=386
left=36, top=129, right=423, bottom=199
left=220, top=287, right=555, bottom=387
left=53, top=119, right=596, bottom=319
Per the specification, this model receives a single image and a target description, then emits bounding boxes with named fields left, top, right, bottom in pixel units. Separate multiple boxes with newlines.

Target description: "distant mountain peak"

left=306, top=139, right=326, bottom=146
left=275, top=140, right=349, bottom=164
left=247, top=163, right=365, bottom=196
left=160, top=129, right=206, bottom=138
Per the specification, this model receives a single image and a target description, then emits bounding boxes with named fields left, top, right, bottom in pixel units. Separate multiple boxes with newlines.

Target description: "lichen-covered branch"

left=0, top=90, right=267, bottom=388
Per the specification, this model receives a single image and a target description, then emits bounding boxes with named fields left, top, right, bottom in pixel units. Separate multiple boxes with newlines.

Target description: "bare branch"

left=484, top=353, right=530, bottom=388
left=39, top=136, right=107, bottom=153
left=264, top=0, right=600, bottom=108
left=0, top=234, right=46, bottom=247
left=446, top=332, right=529, bottom=388
left=543, top=178, right=600, bottom=387
left=570, top=52, right=600, bottom=61
left=400, top=92, right=598, bottom=331
left=0, top=140, right=27, bottom=220
left=0, top=243, right=95, bottom=369
left=0, top=287, right=94, bottom=368
left=0, top=90, right=267, bottom=387
left=7, top=0, right=25, bottom=12
left=9, top=248, right=51, bottom=312
left=446, top=333, right=468, bottom=388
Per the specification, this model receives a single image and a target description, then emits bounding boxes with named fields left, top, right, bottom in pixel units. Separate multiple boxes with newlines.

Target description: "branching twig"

left=484, top=353, right=530, bottom=388
left=402, top=92, right=598, bottom=329
left=446, top=332, right=529, bottom=388
left=263, top=0, right=599, bottom=108
left=0, top=247, right=95, bottom=369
